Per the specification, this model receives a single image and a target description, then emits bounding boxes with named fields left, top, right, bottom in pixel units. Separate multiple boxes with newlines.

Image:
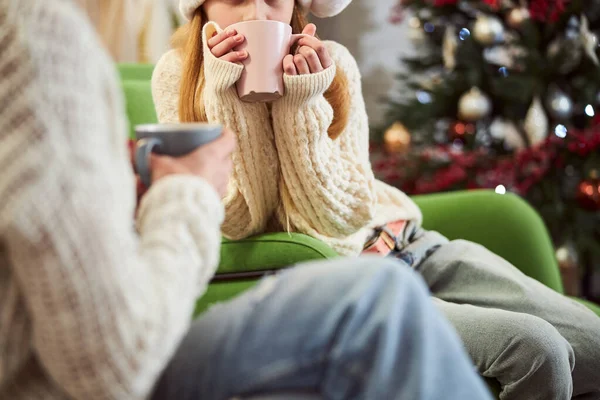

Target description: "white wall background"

left=312, top=0, right=415, bottom=127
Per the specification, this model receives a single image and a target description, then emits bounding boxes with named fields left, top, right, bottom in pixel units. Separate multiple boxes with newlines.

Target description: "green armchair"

left=119, top=69, right=599, bottom=318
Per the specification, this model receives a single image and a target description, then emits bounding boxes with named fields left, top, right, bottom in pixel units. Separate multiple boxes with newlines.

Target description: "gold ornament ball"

left=383, top=122, right=411, bottom=154
left=473, top=15, right=504, bottom=45
left=506, top=8, right=530, bottom=28
left=458, top=87, right=492, bottom=121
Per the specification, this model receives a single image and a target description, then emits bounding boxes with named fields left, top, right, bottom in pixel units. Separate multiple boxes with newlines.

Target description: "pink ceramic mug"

left=230, top=20, right=308, bottom=102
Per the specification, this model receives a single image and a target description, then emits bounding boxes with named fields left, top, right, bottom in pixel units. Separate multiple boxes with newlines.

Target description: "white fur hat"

left=180, top=0, right=352, bottom=21
left=297, top=0, right=352, bottom=18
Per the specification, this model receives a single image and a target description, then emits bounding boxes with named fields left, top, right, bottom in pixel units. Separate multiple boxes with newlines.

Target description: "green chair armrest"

left=413, top=190, right=564, bottom=293
left=196, top=233, right=338, bottom=314
left=218, top=232, right=339, bottom=273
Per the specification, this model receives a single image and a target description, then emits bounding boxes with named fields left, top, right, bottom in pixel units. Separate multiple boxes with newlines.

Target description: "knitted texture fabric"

left=0, top=0, right=224, bottom=398
left=152, top=22, right=422, bottom=256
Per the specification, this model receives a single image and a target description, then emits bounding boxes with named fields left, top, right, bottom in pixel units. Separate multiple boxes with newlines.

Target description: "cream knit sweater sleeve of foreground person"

left=0, top=1, right=223, bottom=398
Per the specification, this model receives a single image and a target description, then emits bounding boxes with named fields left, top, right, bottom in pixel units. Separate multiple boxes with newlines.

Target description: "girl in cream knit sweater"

left=152, top=0, right=600, bottom=398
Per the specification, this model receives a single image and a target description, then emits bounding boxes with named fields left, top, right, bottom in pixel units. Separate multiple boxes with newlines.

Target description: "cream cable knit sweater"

left=152, top=22, right=422, bottom=256
left=0, top=1, right=224, bottom=398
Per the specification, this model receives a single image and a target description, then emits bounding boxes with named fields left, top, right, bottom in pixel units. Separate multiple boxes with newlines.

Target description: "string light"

left=416, top=90, right=432, bottom=104
left=585, top=104, right=595, bottom=117
left=459, top=28, right=471, bottom=40
left=555, top=124, right=568, bottom=138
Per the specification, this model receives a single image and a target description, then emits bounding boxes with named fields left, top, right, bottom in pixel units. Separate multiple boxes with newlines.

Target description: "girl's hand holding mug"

left=283, top=23, right=332, bottom=76
left=208, top=28, right=248, bottom=63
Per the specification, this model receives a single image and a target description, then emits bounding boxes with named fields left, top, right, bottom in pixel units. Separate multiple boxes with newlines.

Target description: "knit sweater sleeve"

left=151, top=22, right=280, bottom=239
left=1, top=3, right=222, bottom=398
left=271, top=41, right=375, bottom=239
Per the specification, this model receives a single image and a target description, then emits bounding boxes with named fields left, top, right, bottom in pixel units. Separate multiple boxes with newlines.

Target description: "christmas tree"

left=373, top=0, right=600, bottom=300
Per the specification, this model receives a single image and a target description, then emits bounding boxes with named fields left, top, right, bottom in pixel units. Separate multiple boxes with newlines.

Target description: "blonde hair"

left=171, top=3, right=350, bottom=140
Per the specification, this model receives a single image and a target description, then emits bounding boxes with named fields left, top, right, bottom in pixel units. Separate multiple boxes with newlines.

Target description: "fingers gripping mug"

left=230, top=20, right=310, bottom=102
left=134, top=123, right=222, bottom=188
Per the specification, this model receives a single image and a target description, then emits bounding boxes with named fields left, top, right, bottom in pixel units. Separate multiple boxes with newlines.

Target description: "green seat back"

left=118, top=63, right=155, bottom=81
left=121, top=80, right=158, bottom=139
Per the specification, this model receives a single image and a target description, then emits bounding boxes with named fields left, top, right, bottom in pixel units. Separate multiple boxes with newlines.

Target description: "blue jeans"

left=151, top=257, right=491, bottom=400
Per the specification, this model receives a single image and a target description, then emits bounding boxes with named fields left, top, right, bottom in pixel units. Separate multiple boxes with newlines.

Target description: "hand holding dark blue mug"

left=134, top=123, right=235, bottom=198
left=135, top=123, right=224, bottom=188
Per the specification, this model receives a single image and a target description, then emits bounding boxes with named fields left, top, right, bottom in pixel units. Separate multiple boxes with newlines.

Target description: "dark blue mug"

left=135, top=123, right=223, bottom=187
